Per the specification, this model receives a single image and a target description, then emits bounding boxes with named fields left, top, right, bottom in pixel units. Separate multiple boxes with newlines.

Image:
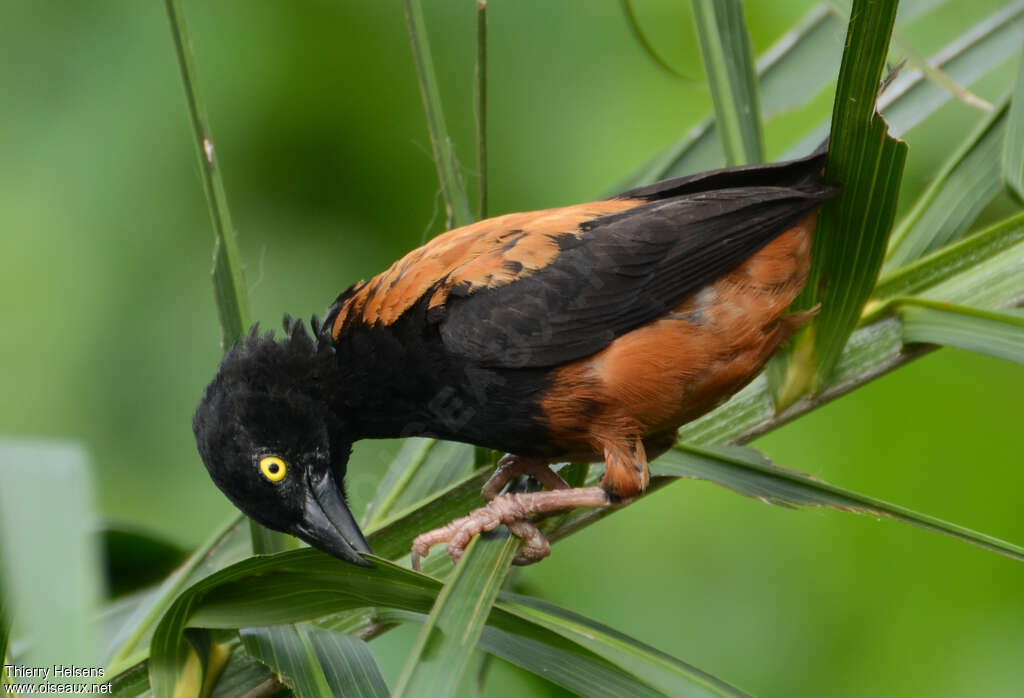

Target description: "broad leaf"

left=148, top=551, right=744, bottom=697
left=779, top=0, right=907, bottom=402
left=0, top=442, right=102, bottom=683
left=241, top=624, right=388, bottom=698
left=499, top=593, right=750, bottom=698
left=656, top=445, right=1024, bottom=562
left=394, top=534, right=518, bottom=697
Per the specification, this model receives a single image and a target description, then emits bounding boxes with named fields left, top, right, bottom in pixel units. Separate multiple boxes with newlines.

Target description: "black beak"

left=294, top=468, right=373, bottom=567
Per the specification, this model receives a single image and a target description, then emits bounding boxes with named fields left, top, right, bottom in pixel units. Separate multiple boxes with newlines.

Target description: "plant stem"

left=403, top=0, right=474, bottom=229
left=475, top=0, right=488, bottom=219
left=164, top=0, right=291, bottom=556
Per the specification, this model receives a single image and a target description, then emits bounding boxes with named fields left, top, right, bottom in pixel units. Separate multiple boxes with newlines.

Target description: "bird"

left=193, top=150, right=837, bottom=569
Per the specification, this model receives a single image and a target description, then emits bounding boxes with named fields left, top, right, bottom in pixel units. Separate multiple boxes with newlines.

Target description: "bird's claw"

left=410, top=486, right=611, bottom=571
left=410, top=492, right=554, bottom=570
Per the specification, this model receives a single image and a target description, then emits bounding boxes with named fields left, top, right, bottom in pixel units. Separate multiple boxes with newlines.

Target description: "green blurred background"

left=2, top=1, right=1022, bottom=695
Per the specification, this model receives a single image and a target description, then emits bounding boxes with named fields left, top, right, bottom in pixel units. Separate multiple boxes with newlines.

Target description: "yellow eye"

left=259, top=456, right=287, bottom=483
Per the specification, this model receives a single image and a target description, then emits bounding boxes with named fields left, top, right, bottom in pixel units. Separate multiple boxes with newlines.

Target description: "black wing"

left=439, top=153, right=836, bottom=368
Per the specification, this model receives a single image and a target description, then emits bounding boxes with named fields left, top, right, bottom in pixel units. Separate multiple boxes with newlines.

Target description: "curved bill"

left=295, top=469, right=373, bottom=567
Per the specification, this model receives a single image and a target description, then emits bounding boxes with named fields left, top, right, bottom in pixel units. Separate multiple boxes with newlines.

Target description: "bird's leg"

left=597, top=436, right=649, bottom=499
left=480, top=453, right=570, bottom=501
left=411, top=487, right=610, bottom=569
left=410, top=437, right=648, bottom=569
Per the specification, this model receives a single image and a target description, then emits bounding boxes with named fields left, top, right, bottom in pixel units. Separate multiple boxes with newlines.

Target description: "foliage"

left=1, top=1, right=1022, bottom=697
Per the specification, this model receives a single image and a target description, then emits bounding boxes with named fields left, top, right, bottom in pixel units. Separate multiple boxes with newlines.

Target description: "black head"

left=193, top=318, right=372, bottom=566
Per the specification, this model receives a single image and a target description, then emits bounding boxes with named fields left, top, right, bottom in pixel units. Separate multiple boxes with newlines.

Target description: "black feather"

left=439, top=152, right=836, bottom=368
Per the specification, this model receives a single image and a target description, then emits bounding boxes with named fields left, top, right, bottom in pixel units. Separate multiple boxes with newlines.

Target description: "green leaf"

left=0, top=442, right=103, bottom=683
left=475, top=0, right=488, bottom=219
left=1004, top=49, right=1024, bottom=200
left=241, top=624, right=388, bottom=698
left=110, top=662, right=153, bottom=698
left=613, top=2, right=844, bottom=190
left=499, top=593, right=750, bottom=698
left=110, top=637, right=289, bottom=698
left=785, top=1, right=1024, bottom=158
left=691, top=0, right=763, bottom=165
left=394, top=534, right=518, bottom=698
left=163, top=0, right=289, bottom=557
left=102, top=522, right=189, bottom=599
left=148, top=553, right=434, bottom=698
left=886, top=96, right=1010, bottom=269
left=148, top=550, right=745, bottom=697
left=210, top=643, right=288, bottom=698
left=363, top=438, right=478, bottom=529
left=881, top=1, right=1024, bottom=138
left=918, top=227, right=1024, bottom=308
left=379, top=608, right=676, bottom=698
left=402, top=0, right=473, bottom=229
left=656, top=444, right=1024, bottom=563
left=782, top=0, right=907, bottom=401
left=1, top=582, right=9, bottom=685
left=757, top=4, right=844, bottom=119
left=106, top=515, right=250, bottom=672
left=871, top=211, right=1024, bottom=304
left=898, top=298, right=1024, bottom=364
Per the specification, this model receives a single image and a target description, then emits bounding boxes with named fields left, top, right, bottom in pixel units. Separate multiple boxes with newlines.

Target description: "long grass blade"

left=0, top=442, right=103, bottom=686
left=393, top=534, right=518, bottom=698
left=690, top=0, right=763, bottom=165
left=618, top=1, right=1020, bottom=190
left=658, top=444, right=1024, bottom=562
left=241, top=624, right=388, bottom=698
left=784, top=1, right=1024, bottom=158
left=499, top=593, right=750, bottom=698
left=779, top=0, right=907, bottom=403
left=611, top=3, right=846, bottom=190
left=870, top=210, right=1024, bottom=306
left=403, top=0, right=473, bottom=229
left=164, top=0, right=290, bottom=557
left=886, top=96, right=1010, bottom=269
left=881, top=1, right=1024, bottom=138
left=918, top=229, right=1024, bottom=308
left=1004, top=50, right=1024, bottom=200
left=163, top=0, right=249, bottom=348
left=476, top=0, right=489, bottom=219
left=897, top=297, right=1024, bottom=364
